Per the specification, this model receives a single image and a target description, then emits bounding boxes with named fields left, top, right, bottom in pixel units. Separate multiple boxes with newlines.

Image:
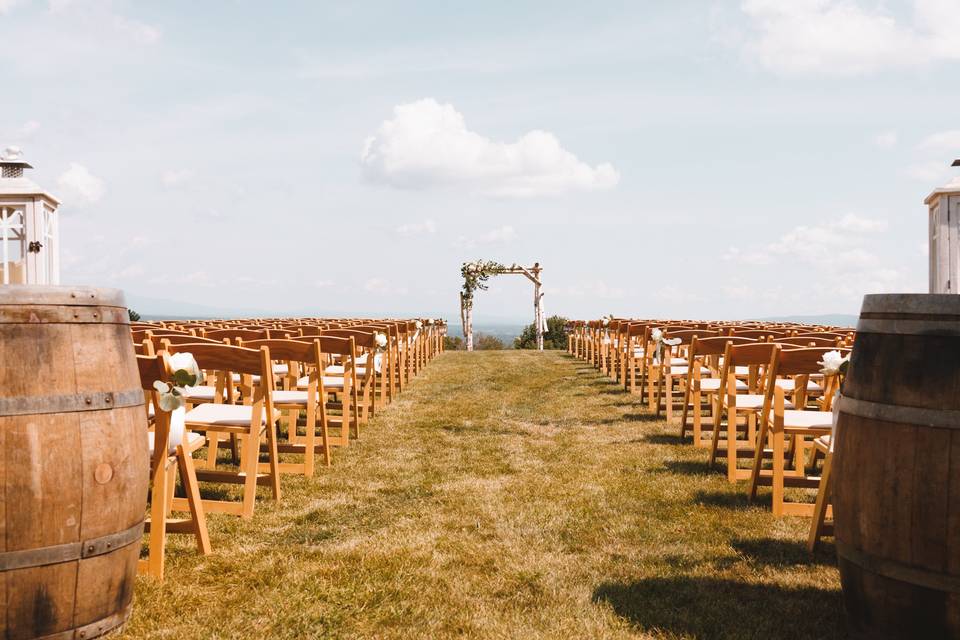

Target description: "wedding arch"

left=459, top=261, right=544, bottom=351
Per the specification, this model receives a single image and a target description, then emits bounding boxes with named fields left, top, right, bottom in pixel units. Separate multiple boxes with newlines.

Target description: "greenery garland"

left=460, top=260, right=508, bottom=309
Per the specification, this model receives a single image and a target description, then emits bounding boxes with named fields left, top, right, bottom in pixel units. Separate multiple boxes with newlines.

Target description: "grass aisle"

left=123, top=351, right=843, bottom=640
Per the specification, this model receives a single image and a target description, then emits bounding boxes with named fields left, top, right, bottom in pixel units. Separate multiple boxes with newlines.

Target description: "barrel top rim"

left=861, top=293, right=960, bottom=316
left=0, top=285, right=127, bottom=307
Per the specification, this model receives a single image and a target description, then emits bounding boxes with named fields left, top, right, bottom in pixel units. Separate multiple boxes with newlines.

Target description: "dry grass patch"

left=121, top=351, right=843, bottom=639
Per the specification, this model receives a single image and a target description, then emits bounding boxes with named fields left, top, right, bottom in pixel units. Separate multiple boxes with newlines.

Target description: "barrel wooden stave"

left=834, top=293, right=960, bottom=639
left=0, top=286, right=147, bottom=640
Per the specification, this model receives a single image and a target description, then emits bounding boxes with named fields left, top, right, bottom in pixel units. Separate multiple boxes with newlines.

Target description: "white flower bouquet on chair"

left=154, top=352, right=204, bottom=411
left=152, top=352, right=203, bottom=455
left=650, top=328, right=681, bottom=364
left=818, top=349, right=850, bottom=439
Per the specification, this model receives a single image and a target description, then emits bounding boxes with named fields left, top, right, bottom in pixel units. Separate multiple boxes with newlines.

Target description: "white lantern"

left=0, top=147, right=60, bottom=286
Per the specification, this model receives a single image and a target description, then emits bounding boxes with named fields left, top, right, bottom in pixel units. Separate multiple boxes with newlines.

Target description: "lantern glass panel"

left=0, top=206, right=26, bottom=284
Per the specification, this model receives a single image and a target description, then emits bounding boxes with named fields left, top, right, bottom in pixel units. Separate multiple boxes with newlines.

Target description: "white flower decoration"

left=169, top=352, right=203, bottom=388
left=818, top=350, right=849, bottom=376
left=375, top=332, right=388, bottom=349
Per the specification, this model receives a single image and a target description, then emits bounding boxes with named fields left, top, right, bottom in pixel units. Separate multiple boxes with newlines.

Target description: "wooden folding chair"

left=679, top=336, right=754, bottom=446
left=241, top=338, right=332, bottom=476
left=165, top=342, right=282, bottom=519
left=136, top=352, right=211, bottom=579
left=291, top=334, right=360, bottom=445
left=316, top=329, right=378, bottom=430
left=747, top=347, right=846, bottom=516
left=710, top=342, right=781, bottom=482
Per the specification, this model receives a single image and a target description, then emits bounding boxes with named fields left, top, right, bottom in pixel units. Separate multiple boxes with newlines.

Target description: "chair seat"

left=699, top=378, right=747, bottom=392
left=325, top=365, right=368, bottom=377
left=273, top=390, right=310, bottom=405
left=183, top=385, right=225, bottom=402
left=669, top=365, right=710, bottom=376
left=148, top=430, right=205, bottom=456
left=776, top=378, right=822, bottom=392
left=814, top=434, right=833, bottom=453
left=184, top=403, right=279, bottom=427
left=273, top=364, right=289, bottom=375
left=230, top=373, right=262, bottom=384
left=733, top=394, right=793, bottom=410
left=297, top=375, right=345, bottom=390
left=782, top=410, right=833, bottom=431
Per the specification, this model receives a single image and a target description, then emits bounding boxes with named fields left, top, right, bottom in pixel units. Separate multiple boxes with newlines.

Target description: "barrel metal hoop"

left=33, top=602, right=133, bottom=640
left=0, top=521, right=143, bottom=571
left=837, top=541, right=960, bottom=594
left=0, top=388, right=144, bottom=417
left=0, top=305, right=129, bottom=325
left=839, top=396, right=960, bottom=430
left=856, top=318, right=960, bottom=337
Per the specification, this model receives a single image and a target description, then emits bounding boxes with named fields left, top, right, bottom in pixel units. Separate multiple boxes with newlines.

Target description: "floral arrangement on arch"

left=460, top=260, right=508, bottom=308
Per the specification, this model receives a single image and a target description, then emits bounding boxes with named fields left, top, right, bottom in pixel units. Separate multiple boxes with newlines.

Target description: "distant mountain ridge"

left=753, top=314, right=857, bottom=328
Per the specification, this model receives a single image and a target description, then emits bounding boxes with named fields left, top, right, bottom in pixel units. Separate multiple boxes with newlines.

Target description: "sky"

left=2, top=0, right=958, bottom=322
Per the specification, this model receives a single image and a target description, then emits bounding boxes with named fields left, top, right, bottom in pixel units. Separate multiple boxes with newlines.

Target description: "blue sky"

left=2, top=0, right=958, bottom=321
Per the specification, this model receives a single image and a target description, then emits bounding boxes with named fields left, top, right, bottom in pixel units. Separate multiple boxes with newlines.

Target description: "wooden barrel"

left=834, top=293, right=960, bottom=639
left=0, top=286, right=147, bottom=640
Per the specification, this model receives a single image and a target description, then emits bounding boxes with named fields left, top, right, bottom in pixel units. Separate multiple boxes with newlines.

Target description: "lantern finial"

left=0, top=146, right=32, bottom=179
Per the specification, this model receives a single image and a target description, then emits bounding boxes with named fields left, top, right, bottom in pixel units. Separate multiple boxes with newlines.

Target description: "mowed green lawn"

left=122, top=351, right=843, bottom=640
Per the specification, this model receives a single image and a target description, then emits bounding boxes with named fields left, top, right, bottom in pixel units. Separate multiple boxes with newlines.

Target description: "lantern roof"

left=0, top=146, right=60, bottom=205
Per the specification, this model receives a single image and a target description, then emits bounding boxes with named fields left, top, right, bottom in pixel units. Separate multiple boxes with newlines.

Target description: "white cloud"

left=57, top=162, right=104, bottom=204
left=361, top=98, right=619, bottom=197
left=454, top=225, right=517, bottom=249
left=918, top=129, right=960, bottom=154
left=395, top=219, right=436, bottom=237
left=314, top=279, right=335, bottom=288
left=111, top=15, right=160, bottom=45
left=46, top=0, right=161, bottom=45
left=724, top=213, right=888, bottom=270
left=363, top=277, right=408, bottom=295
left=18, top=120, right=40, bottom=138
left=873, top=130, right=898, bottom=149
left=737, top=0, right=960, bottom=75
left=904, top=160, right=951, bottom=183
left=0, top=0, right=26, bottom=13
left=548, top=280, right=627, bottom=300
left=160, top=169, right=194, bottom=187
left=654, top=285, right=704, bottom=304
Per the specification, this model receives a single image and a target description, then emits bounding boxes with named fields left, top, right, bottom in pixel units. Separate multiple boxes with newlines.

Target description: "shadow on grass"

left=659, top=459, right=714, bottom=476
left=641, top=433, right=683, bottom=444
left=731, top=537, right=836, bottom=567
left=693, top=489, right=770, bottom=511
left=592, top=577, right=844, bottom=640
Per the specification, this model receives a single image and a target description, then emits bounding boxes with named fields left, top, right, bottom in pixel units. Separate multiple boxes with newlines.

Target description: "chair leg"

left=144, top=459, right=171, bottom=579
left=665, top=375, right=674, bottom=421
left=807, top=451, right=833, bottom=552
left=266, top=421, right=282, bottom=500
left=240, top=433, right=259, bottom=519
left=726, top=407, right=738, bottom=483
left=772, top=430, right=785, bottom=516
left=176, top=445, right=211, bottom=555
left=304, top=403, right=316, bottom=477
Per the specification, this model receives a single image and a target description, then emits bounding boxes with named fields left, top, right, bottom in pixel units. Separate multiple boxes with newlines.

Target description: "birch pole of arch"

left=459, top=261, right=544, bottom=352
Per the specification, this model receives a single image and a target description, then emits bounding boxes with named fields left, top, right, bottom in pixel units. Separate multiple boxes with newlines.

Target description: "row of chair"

left=568, top=318, right=850, bottom=551
left=131, top=316, right=447, bottom=579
